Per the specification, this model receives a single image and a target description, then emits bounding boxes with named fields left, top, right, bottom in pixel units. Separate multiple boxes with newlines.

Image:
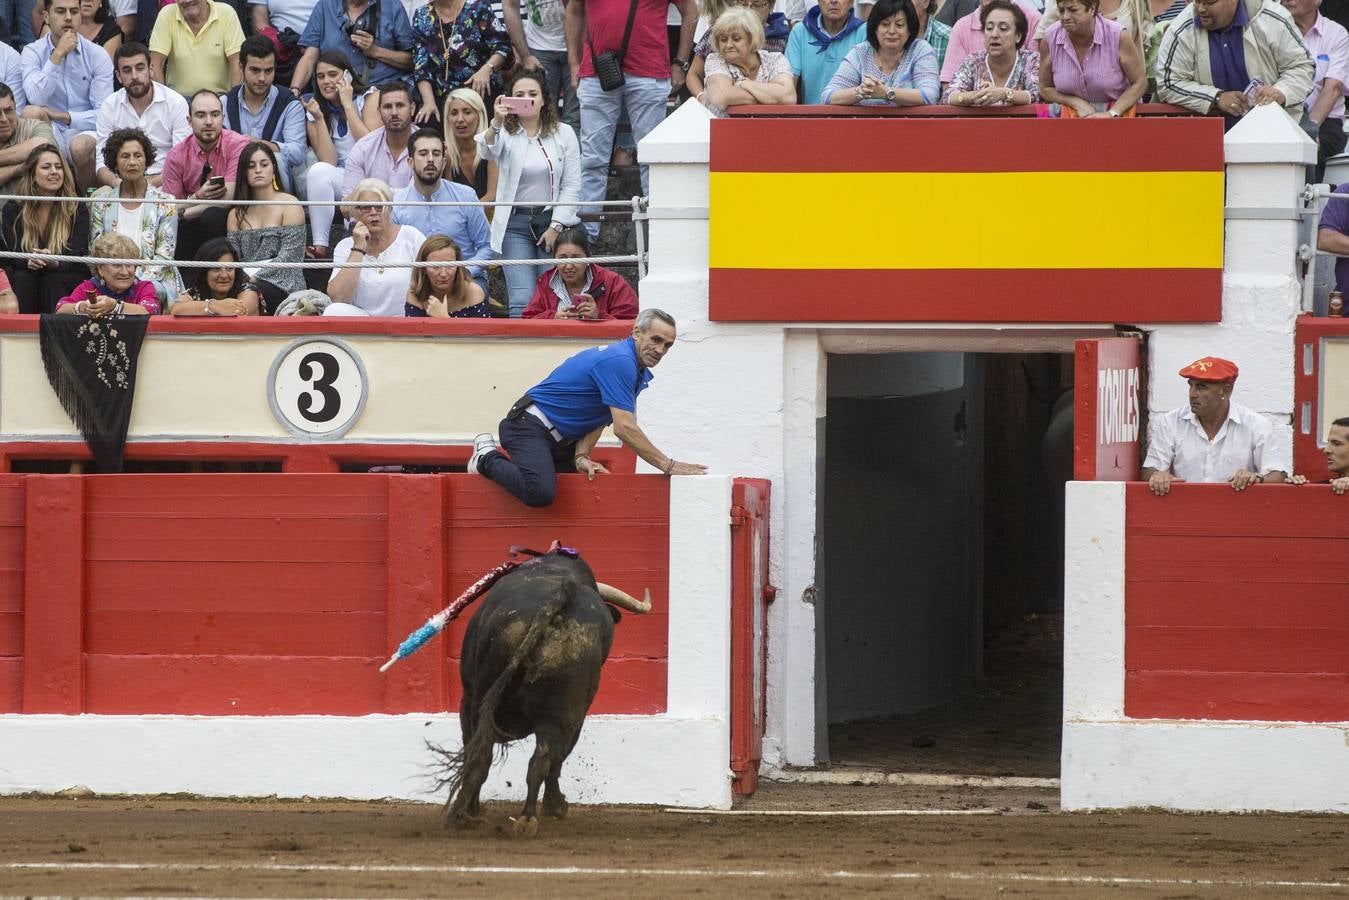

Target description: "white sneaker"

left=467, top=433, right=498, bottom=474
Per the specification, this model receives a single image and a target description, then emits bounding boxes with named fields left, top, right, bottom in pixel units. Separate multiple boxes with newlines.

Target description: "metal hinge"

left=730, top=505, right=750, bottom=527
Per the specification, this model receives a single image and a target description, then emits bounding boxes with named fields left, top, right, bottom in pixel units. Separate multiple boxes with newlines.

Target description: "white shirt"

left=329, top=224, right=427, bottom=317
left=110, top=0, right=137, bottom=16
left=0, top=42, right=25, bottom=111
left=256, top=0, right=318, bottom=34
left=95, top=82, right=192, bottom=177
left=1142, top=400, right=1291, bottom=483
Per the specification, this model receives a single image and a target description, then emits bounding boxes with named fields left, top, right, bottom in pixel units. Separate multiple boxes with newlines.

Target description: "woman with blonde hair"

left=0, top=143, right=91, bottom=314
left=699, top=8, right=796, bottom=117
left=442, top=87, right=499, bottom=210
left=55, top=233, right=159, bottom=316
left=687, top=0, right=789, bottom=100
left=405, top=235, right=491, bottom=317
left=327, top=179, right=427, bottom=317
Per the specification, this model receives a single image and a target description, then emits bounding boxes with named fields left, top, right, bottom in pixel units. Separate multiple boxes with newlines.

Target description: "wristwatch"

left=549, top=221, right=564, bottom=233
left=674, top=58, right=691, bottom=72
left=1108, top=109, right=1121, bottom=117
left=884, top=87, right=895, bottom=102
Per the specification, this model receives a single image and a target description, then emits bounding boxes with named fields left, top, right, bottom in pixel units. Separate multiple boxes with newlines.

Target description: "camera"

left=341, top=7, right=376, bottom=37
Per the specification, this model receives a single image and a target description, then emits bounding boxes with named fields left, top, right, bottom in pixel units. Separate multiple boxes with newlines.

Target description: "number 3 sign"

left=268, top=338, right=368, bottom=437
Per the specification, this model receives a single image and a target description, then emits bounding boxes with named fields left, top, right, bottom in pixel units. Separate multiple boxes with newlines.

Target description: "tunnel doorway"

left=819, top=350, right=1073, bottom=778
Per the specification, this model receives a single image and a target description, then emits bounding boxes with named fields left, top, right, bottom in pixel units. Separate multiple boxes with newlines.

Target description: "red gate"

left=730, top=478, right=774, bottom=795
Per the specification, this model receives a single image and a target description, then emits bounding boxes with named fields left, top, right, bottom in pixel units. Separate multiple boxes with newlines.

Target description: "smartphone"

left=1243, top=79, right=1265, bottom=102
left=341, top=69, right=353, bottom=86
left=83, top=287, right=97, bottom=304
left=207, top=175, right=225, bottom=188
left=501, top=96, right=538, bottom=116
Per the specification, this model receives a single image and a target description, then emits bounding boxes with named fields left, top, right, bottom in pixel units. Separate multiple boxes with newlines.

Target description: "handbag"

left=528, top=206, right=554, bottom=243
left=587, top=0, right=640, bottom=91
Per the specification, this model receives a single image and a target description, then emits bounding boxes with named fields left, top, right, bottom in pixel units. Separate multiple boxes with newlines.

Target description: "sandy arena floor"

left=1, top=783, right=1347, bottom=898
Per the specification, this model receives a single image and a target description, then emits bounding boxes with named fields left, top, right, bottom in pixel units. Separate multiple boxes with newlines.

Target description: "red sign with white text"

left=1075, top=338, right=1142, bottom=481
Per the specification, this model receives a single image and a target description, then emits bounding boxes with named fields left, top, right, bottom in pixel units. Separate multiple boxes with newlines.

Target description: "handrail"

left=724, top=102, right=1199, bottom=117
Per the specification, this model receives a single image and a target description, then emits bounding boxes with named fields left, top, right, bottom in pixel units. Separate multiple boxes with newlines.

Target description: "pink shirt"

left=1045, top=15, right=1130, bottom=104
left=56, top=278, right=162, bottom=315
left=940, top=0, right=1041, bottom=83
left=160, top=129, right=251, bottom=200
left=1302, top=13, right=1349, bottom=121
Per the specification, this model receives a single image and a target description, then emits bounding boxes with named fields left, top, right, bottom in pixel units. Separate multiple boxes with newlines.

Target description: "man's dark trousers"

left=478, top=413, right=576, bottom=507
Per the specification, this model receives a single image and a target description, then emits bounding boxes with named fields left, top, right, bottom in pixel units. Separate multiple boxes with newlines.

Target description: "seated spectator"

left=412, top=0, right=510, bottom=125
left=0, top=142, right=91, bottom=313
left=221, top=35, right=305, bottom=191
left=942, top=0, right=1040, bottom=106
left=89, top=127, right=181, bottom=302
left=1151, top=0, right=1186, bottom=23
left=302, top=51, right=377, bottom=256
left=1038, top=0, right=1146, bottom=116
left=169, top=234, right=260, bottom=314
left=288, top=0, right=416, bottom=98
left=522, top=225, right=638, bottom=319
left=1285, top=0, right=1349, bottom=181
left=54, top=231, right=159, bottom=314
left=0, top=40, right=26, bottom=113
left=72, top=0, right=123, bottom=54
left=225, top=141, right=306, bottom=314
left=20, top=0, right=114, bottom=191
left=824, top=0, right=939, bottom=105
left=327, top=177, right=426, bottom=316
left=161, top=89, right=249, bottom=257
left=915, top=0, right=952, bottom=70
left=940, top=0, right=1040, bottom=82
left=341, top=80, right=414, bottom=199
left=442, top=86, right=498, bottom=210
left=785, top=0, right=865, bottom=110
left=248, top=0, right=309, bottom=85
left=404, top=233, right=490, bottom=317
left=148, top=0, right=245, bottom=98
left=698, top=8, right=796, bottom=116
left=479, top=69, right=580, bottom=317
left=0, top=269, right=16, bottom=312
left=1141, top=356, right=1290, bottom=495
left=391, top=128, right=492, bottom=293
left=1035, top=0, right=1150, bottom=57
left=94, top=42, right=189, bottom=188
left=1317, top=184, right=1349, bottom=290
left=687, top=0, right=788, bottom=100
left=1156, top=0, right=1313, bottom=127
left=1292, top=416, right=1349, bottom=492
left=3, top=0, right=39, bottom=46
left=0, top=83, right=56, bottom=191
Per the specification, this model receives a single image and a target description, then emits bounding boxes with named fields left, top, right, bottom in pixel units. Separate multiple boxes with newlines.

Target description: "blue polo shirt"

left=299, top=0, right=416, bottom=88
left=528, top=338, right=653, bottom=440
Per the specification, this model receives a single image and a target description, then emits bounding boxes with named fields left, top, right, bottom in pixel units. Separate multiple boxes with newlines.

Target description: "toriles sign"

left=708, top=117, right=1225, bottom=323
left=1075, top=337, right=1141, bottom=481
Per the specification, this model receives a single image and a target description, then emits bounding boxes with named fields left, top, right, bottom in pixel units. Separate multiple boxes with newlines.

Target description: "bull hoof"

left=512, top=815, right=540, bottom=838
left=446, top=812, right=484, bottom=831
left=543, top=796, right=569, bottom=819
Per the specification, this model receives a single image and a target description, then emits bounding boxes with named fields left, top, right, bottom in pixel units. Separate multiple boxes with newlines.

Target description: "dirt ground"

left=1, top=786, right=1348, bottom=898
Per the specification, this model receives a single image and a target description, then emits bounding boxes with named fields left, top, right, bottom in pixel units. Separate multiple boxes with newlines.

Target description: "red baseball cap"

left=1178, top=357, right=1239, bottom=383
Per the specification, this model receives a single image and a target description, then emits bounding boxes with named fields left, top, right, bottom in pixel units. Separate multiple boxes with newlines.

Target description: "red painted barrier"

left=1293, top=316, right=1349, bottom=480
left=730, top=478, right=773, bottom=795
left=0, top=473, right=671, bottom=716
left=1124, top=482, right=1349, bottom=722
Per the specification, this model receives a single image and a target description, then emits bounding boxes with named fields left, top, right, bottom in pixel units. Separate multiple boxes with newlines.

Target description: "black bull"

left=430, top=551, right=650, bottom=836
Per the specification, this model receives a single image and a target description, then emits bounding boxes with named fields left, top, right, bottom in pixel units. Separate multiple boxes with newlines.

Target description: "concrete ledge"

left=0, top=714, right=734, bottom=808
left=1063, top=719, right=1349, bottom=813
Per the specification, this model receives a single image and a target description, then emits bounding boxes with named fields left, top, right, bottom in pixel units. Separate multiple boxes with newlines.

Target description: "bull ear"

left=606, top=605, right=622, bottom=624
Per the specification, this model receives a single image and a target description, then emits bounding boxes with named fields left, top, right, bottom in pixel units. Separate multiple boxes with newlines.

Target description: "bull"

left=431, top=550, right=651, bottom=836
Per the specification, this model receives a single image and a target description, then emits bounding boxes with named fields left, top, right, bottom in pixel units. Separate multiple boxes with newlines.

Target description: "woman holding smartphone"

left=302, top=52, right=381, bottom=258
left=478, top=69, right=580, bottom=317
left=521, top=226, right=638, bottom=320
left=225, top=143, right=307, bottom=315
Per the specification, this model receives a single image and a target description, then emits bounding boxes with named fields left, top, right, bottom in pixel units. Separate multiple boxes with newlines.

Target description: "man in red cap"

left=1292, top=416, right=1349, bottom=494
left=1140, top=356, right=1290, bottom=496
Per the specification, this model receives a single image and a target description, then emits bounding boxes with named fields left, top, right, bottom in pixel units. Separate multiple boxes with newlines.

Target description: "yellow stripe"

left=709, top=171, right=1224, bottom=270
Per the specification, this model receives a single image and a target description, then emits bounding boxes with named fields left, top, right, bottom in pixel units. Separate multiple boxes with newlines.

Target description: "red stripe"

left=0, top=314, right=632, bottom=339
left=1125, top=671, right=1349, bottom=722
left=710, top=268, right=1222, bottom=323
left=710, top=117, right=1225, bottom=173
left=724, top=102, right=1195, bottom=118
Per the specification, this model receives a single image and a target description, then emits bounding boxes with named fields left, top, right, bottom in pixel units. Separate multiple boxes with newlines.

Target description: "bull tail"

left=430, top=581, right=575, bottom=815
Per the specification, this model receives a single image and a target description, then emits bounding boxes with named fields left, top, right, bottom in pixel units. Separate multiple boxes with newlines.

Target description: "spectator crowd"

left=0, top=0, right=1345, bottom=318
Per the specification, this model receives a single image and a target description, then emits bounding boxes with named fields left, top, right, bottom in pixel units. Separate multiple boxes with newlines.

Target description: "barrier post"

left=383, top=475, right=448, bottom=713
left=22, top=476, right=84, bottom=713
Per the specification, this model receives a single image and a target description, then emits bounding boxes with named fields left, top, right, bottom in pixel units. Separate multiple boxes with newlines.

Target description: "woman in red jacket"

left=521, top=226, right=639, bottom=320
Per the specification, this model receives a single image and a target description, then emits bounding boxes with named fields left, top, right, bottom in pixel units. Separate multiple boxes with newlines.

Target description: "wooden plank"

left=444, top=658, right=667, bottom=715
left=84, top=655, right=389, bottom=715
left=1125, top=482, right=1349, bottom=538
left=83, top=535, right=387, bottom=564
left=1127, top=536, right=1349, bottom=584
left=1125, top=671, right=1349, bottom=722
left=0, top=657, right=19, bottom=712
left=1127, top=582, right=1349, bottom=627
left=84, top=562, right=386, bottom=612
left=1126, top=625, right=1349, bottom=674
left=84, top=476, right=389, bottom=517
left=0, top=611, right=20, bottom=656
left=383, top=476, right=448, bottom=714
left=84, top=611, right=387, bottom=656
left=23, top=476, right=83, bottom=714
left=0, top=478, right=26, bottom=526
left=85, top=515, right=384, bottom=544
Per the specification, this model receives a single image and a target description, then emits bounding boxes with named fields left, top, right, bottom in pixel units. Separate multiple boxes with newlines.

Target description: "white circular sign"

left=268, top=339, right=368, bottom=437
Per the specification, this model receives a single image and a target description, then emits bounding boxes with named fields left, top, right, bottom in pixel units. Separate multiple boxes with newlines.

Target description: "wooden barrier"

left=1124, top=482, right=1349, bottom=722
left=1, top=473, right=670, bottom=717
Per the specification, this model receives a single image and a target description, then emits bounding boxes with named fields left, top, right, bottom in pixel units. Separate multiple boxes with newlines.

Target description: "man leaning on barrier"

left=1292, top=416, right=1349, bottom=493
left=469, top=307, right=708, bottom=507
left=1140, top=356, right=1290, bottom=496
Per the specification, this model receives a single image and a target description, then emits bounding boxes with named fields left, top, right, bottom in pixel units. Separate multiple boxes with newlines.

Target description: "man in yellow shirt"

left=148, top=0, right=244, bottom=98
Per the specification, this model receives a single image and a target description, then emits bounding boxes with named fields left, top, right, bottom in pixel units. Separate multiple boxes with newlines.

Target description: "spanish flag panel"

left=708, top=117, right=1225, bottom=323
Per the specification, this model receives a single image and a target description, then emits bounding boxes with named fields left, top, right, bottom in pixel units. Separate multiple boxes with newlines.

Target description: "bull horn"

left=595, top=582, right=652, bottom=614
